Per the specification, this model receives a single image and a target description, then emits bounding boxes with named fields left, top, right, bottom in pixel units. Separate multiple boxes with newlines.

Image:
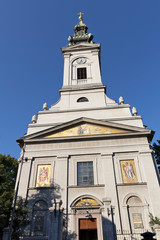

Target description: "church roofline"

left=37, top=104, right=131, bottom=115
left=17, top=131, right=154, bottom=145
left=27, top=116, right=143, bottom=129
left=17, top=117, right=154, bottom=144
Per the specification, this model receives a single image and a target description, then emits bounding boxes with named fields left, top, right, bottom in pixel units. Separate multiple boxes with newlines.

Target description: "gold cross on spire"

left=77, top=12, right=84, bottom=21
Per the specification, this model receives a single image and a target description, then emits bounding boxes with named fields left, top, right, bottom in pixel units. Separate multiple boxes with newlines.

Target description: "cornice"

left=61, top=43, right=101, bottom=53
left=37, top=104, right=131, bottom=116
left=27, top=116, right=143, bottom=128
left=68, top=184, right=105, bottom=189
left=139, top=150, right=153, bottom=155
left=59, top=84, right=105, bottom=92
left=22, top=131, right=152, bottom=144
left=117, top=182, right=147, bottom=187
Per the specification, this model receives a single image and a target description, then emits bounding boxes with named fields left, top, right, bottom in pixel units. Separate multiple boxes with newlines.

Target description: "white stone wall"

left=15, top=39, right=160, bottom=240
left=17, top=133, right=160, bottom=239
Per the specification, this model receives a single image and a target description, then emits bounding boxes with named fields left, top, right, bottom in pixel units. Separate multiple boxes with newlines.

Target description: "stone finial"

left=119, top=96, right=124, bottom=105
left=32, top=115, right=37, bottom=123
left=43, top=102, right=48, bottom=111
left=132, top=107, right=137, bottom=116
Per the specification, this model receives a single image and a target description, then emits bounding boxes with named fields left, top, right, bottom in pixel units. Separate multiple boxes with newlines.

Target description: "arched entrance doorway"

left=71, top=196, right=103, bottom=240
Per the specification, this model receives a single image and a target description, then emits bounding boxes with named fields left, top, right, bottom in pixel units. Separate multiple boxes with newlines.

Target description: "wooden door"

left=79, top=219, right=97, bottom=240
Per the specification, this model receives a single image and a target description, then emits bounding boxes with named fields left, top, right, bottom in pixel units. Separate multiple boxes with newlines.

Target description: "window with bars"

left=77, top=68, right=87, bottom=79
left=77, top=162, right=94, bottom=186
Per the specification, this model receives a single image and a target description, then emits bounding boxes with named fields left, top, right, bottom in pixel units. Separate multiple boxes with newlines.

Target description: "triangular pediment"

left=18, top=117, right=153, bottom=143
left=43, top=122, right=127, bottom=138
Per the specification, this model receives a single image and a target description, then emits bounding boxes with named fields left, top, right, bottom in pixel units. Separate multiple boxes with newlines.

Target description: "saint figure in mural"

left=38, top=167, right=49, bottom=185
left=84, top=126, right=90, bottom=135
left=123, top=162, right=135, bottom=181
left=78, top=126, right=84, bottom=135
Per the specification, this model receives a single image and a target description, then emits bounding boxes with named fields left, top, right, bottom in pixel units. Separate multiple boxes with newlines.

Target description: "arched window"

left=77, top=97, right=89, bottom=103
left=127, top=196, right=144, bottom=231
left=32, top=200, right=48, bottom=236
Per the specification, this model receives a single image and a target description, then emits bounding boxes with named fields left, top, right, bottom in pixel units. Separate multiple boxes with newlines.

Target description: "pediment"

left=19, top=117, right=153, bottom=143
left=43, top=122, right=127, bottom=139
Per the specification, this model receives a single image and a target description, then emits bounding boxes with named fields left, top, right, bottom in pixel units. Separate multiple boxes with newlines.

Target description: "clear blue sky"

left=0, top=0, right=159, bottom=159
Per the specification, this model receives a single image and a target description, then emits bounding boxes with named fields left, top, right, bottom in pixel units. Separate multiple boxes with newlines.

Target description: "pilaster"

left=55, top=155, right=69, bottom=210
left=139, top=151, right=160, bottom=217
left=101, top=153, right=122, bottom=231
left=63, top=53, right=70, bottom=87
left=49, top=200, right=63, bottom=240
left=17, top=157, right=33, bottom=199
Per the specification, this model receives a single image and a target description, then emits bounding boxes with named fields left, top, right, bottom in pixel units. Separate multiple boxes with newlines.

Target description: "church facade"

left=15, top=14, right=160, bottom=240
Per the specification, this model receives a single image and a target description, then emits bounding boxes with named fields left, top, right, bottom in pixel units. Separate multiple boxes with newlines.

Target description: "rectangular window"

left=77, top=68, right=87, bottom=79
left=77, top=162, right=94, bottom=186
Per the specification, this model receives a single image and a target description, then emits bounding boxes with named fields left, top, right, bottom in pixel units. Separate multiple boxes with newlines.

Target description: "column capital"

left=57, top=155, right=69, bottom=160
left=102, top=197, right=112, bottom=205
left=63, top=53, right=71, bottom=58
left=139, top=150, right=153, bottom=155
left=101, top=153, right=113, bottom=157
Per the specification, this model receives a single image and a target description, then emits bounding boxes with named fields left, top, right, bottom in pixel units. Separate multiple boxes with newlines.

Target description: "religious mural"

left=75, top=198, right=99, bottom=207
left=120, top=160, right=138, bottom=183
left=44, top=123, right=127, bottom=138
left=36, top=165, right=51, bottom=187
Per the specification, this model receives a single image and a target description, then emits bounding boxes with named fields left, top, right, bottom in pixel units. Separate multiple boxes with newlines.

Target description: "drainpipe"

left=112, top=155, right=123, bottom=234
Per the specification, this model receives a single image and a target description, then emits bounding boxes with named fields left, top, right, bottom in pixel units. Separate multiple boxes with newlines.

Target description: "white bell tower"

left=50, top=13, right=116, bottom=111
left=62, top=43, right=102, bottom=87
left=62, top=12, right=102, bottom=88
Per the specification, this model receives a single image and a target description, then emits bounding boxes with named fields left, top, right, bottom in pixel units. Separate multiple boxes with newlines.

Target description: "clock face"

left=76, top=57, right=86, bottom=64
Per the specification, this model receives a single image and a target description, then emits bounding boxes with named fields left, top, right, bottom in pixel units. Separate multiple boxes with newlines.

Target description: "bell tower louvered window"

left=77, top=68, right=87, bottom=79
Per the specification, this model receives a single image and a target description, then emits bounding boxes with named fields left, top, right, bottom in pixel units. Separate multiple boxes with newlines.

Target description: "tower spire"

left=68, top=13, right=94, bottom=46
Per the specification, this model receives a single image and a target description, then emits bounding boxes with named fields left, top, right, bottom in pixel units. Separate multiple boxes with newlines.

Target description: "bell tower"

left=62, top=13, right=102, bottom=88
left=55, top=13, right=116, bottom=110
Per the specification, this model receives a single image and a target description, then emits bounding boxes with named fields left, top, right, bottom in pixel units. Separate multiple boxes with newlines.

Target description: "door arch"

left=71, top=195, right=103, bottom=240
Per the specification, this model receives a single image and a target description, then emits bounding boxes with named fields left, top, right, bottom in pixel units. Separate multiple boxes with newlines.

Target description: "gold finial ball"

left=79, top=15, right=83, bottom=21
left=77, top=12, right=84, bottom=22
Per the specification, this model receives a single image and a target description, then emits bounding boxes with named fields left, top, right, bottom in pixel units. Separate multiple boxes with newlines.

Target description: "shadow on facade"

left=6, top=182, right=149, bottom=240
left=11, top=181, right=64, bottom=239
left=20, top=187, right=118, bottom=240
left=62, top=215, right=117, bottom=240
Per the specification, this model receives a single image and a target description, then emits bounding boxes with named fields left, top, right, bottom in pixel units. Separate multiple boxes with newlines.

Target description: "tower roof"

left=68, top=12, right=94, bottom=46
